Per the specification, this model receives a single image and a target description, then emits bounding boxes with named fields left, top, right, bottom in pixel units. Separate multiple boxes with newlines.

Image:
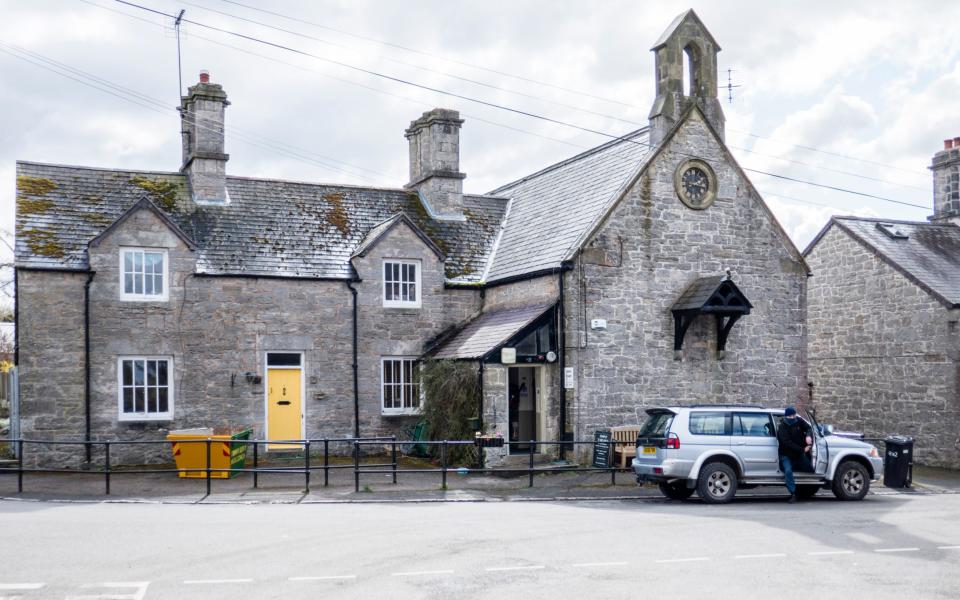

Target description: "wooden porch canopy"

left=671, top=276, right=752, bottom=355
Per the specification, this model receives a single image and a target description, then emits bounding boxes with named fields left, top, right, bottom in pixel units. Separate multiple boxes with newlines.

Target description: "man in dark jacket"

left=778, top=406, right=814, bottom=503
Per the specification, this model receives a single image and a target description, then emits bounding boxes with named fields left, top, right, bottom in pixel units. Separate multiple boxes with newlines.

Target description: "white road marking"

left=183, top=579, right=254, bottom=584
left=485, top=565, right=545, bottom=572
left=654, top=557, right=710, bottom=564
left=734, top=553, right=787, bottom=559
left=289, top=575, right=357, bottom=581
left=0, top=585, right=44, bottom=591
left=875, top=548, right=919, bottom=553
left=938, top=545, right=960, bottom=550
left=390, top=570, right=454, bottom=577
left=808, top=550, right=855, bottom=556
left=571, top=562, right=628, bottom=568
left=68, top=582, right=150, bottom=600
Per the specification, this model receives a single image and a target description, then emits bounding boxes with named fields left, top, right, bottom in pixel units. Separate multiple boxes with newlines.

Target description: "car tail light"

left=666, top=433, right=680, bottom=450
left=653, top=467, right=663, bottom=474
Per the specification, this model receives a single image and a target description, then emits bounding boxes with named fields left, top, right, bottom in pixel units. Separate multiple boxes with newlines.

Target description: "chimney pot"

left=199, top=70, right=210, bottom=84
left=946, top=140, right=954, bottom=150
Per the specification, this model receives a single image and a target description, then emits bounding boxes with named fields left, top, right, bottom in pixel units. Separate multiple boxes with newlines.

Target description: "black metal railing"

left=0, top=436, right=633, bottom=496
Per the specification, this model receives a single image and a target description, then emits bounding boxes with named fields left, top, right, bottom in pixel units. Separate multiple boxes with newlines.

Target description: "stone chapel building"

left=805, top=140, right=960, bottom=469
left=14, top=11, right=809, bottom=466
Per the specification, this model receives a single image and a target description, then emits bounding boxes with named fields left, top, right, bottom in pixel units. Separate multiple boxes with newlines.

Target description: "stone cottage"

left=14, top=11, right=809, bottom=466
left=804, top=139, right=960, bottom=468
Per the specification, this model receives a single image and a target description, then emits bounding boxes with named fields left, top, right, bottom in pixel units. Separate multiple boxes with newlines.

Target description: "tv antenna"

left=724, top=68, right=742, bottom=104
left=174, top=9, right=185, bottom=99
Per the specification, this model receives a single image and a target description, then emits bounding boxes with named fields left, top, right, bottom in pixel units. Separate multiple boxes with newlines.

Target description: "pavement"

left=1, top=457, right=958, bottom=504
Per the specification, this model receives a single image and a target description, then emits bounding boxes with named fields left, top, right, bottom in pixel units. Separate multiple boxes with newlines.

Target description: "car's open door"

left=802, top=408, right=829, bottom=475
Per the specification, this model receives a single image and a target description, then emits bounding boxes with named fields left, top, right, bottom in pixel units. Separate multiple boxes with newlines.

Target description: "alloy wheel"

left=707, top=470, right=731, bottom=497
left=842, top=469, right=864, bottom=494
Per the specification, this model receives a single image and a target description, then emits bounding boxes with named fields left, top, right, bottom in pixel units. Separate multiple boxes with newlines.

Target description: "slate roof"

left=672, top=276, right=727, bottom=311
left=808, top=217, right=960, bottom=307
left=672, top=276, right=752, bottom=313
left=485, top=129, right=652, bottom=283
left=430, top=303, right=554, bottom=360
left=16, top=127, right=653, bottom=285
left=351, top=213, right=444, bottom=259
left=15, top=162, right=507, bottom=283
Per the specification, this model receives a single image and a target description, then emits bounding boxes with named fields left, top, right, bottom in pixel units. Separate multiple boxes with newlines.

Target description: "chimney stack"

left=180, top=71, right=230, bottom=204
left=930, top=135, right=960, bottom=225
left=404, top=108, right=466, bottom=220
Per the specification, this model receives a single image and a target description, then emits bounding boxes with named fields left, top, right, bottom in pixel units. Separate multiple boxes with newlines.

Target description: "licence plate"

left=643, top=446, right=657, bottom=455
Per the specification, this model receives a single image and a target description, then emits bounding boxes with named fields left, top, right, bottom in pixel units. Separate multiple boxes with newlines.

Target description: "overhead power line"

left=81, top=0, right=587, bottom=151
left=218, top=0, right=931, bottom=180
left=218, top=0, right=635, bottom=109
left=728, top=127, right=929, bottom=178
left=111, top=0, right=928, bottom=212
left=177, top=0, right=641, bottom=128
left=161, top=1, right=932, bottom=193
left=0, top=40, right=389, bottom=183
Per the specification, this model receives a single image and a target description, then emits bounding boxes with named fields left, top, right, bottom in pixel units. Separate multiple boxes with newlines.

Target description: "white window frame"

left=117, top=356, right=174, bottom=421
left=119, top=247, right=169, bottom=302
left=382, top=259, right=422, bottom=308
left=380, top=356, right=422, bottom=416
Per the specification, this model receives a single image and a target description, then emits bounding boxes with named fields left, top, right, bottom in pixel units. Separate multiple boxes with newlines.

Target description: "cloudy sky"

left=2, top=0, right=959, bottom=310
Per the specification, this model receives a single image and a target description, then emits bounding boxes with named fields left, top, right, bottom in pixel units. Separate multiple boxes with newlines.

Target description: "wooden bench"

left=611, top=426, right=641, bottom=469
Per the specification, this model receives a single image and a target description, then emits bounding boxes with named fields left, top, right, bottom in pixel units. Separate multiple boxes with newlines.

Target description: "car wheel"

left=831, top=461, right=870, bottom=501
left=696, top=462, right=738, bottom=504
left=795, top=485, right=820, bottom=500
left=658, top=480, right=695, bottom=500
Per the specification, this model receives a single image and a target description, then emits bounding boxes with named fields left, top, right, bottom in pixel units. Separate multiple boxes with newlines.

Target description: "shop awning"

left=429, top=303, right=555, bottom=360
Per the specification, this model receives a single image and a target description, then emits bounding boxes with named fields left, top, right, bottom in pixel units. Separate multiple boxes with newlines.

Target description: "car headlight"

left=869, top=447, right=879, bottom=458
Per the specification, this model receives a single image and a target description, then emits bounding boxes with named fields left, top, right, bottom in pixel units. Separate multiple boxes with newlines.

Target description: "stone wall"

left=16, top=270, right=88, bottom=466
left=564, top=110, right=808, bottom=462
left=18, top=208, right=482, bottom=466
left=351, top=220, right=480, bottom=439
left=806, top=225, right=960, bottom=468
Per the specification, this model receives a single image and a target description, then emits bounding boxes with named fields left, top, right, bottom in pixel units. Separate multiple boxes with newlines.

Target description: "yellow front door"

left=267, top=368, right=302, bottom=450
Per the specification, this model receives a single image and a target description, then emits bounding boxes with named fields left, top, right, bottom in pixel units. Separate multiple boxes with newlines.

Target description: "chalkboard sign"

left=592, top=429, right=612, bottom=468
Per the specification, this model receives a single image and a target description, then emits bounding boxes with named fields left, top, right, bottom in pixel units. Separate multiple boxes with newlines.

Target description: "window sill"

left=381, top=411, right=420, bottom=418
left=119, top=296, right=170, bottom=303
left=118, top=415, right=174, bottom=423
left=382, top=303, right=421, bottom=310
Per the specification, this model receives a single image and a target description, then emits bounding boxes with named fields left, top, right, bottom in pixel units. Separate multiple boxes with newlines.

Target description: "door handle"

left=277, top=400, right=291, bottom=406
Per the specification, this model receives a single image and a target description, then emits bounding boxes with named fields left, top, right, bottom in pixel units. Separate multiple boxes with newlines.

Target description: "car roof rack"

left=684, top=404, right=766, bottom=409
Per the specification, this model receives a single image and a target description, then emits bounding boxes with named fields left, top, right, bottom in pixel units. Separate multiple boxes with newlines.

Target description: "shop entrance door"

left=508, top=367, right=538, bottom=454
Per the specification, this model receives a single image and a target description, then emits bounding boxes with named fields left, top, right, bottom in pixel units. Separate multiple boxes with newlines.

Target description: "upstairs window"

left=118, top=357, right=173, bottom=421
left=120, top=248, right=168, bottom=301
left=383, top=259, right=421, bottom=308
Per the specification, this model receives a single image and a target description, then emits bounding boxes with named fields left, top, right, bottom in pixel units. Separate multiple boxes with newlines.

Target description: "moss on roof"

left=21, top=228, right=65, bottom=258
left=130, top=176, right=178, bottom=212
left=323, top=192, right=350, bottom=237
left=17, top=176, right=58, bottom=197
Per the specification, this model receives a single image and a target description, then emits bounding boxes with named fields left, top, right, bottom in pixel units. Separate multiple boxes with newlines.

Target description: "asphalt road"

left=1, top=493, right=958, bottom=600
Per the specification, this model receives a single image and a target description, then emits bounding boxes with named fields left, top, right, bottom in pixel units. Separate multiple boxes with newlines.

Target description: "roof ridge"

left=487, top=127, right=649, bottom=195
left=834, top=215, right=943, bottom=227
left=17, top=160, right=181, bottom=177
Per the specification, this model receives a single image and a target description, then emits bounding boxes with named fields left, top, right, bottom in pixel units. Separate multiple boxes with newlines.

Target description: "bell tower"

left=648, top=10, right=725, bottom=146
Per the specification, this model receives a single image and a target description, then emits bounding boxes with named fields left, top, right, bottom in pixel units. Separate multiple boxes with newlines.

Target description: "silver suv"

left=631, top=405, right=884, bottom=503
